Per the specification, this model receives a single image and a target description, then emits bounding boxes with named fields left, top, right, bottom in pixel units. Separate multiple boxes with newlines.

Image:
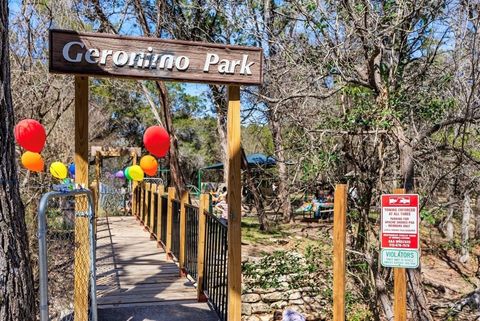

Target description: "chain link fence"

left=38, top=190, right=97, bottom=321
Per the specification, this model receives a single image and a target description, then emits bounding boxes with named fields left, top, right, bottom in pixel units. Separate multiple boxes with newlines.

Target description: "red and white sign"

left=381, top=194, right=419, bottom=250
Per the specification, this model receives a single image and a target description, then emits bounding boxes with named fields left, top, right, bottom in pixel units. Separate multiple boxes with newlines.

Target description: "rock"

left=246, top=316, right=261, bottom=321
left=288, top=292, right=302, bottom=300
left=252, top=303, right=271, bottom=314
left=243, top=293, right=262, bottom=303
left=262, top=292, right=285, bottom=302
left=289, top=299, right=304, bottom=305
left=259, top=315, right=272, bottom=321
left=242, top=303, right=253, bottom=316
left=270, top=301, right=288, bottom=309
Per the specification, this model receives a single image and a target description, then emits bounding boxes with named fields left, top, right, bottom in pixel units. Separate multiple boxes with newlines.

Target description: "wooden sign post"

left=227, top=86, right=242, bottom=321
left=49, top=29, right=263, bottom=321
left=393, top=188, right=407, bottom=321
left=333, top=184, right=347, bottom=321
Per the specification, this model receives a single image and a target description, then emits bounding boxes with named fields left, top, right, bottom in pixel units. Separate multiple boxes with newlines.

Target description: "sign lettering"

left=49, top=30, right=263, bottom=85
left=380, top=194, right=420, bottom=268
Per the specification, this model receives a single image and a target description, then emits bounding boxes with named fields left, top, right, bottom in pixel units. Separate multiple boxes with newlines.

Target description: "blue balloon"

left=68, top=163, right=75, bottom=177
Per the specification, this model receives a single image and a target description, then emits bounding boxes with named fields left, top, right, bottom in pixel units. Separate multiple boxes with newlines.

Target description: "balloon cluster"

left=15, top=119, right=74, bottom=181
left=15, top=121, right=170, bottom=183
left=116, top=126, right=170, bottom=183
left=15, top=119, right=46, bottom=172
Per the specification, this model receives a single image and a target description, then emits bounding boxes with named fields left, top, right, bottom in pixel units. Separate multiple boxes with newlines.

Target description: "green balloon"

left=124, top=167, right=132, bottom=180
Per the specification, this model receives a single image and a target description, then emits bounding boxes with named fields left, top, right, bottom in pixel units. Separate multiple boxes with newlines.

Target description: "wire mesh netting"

left=40, top=193, right=96, bottom=321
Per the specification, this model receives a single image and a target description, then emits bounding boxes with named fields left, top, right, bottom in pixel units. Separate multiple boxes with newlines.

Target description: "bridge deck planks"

left=96, top=216, right=199, bottom=308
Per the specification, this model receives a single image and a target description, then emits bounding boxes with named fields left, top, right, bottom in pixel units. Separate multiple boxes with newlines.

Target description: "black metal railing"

left=171, top=199, right=181, bottom=260
left=152, top=191, right=158, bottom=236
left=203, top=211, right=228, bottom=321
left=184, top=204, right=199, bottom=279
left=146, top=189, right=152, bottom=228
left=160, top=195, right=168, bottom=245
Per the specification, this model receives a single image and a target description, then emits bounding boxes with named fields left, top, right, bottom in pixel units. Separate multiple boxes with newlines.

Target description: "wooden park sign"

left=49, top=29, right=263, bottom=85
left=49, top=29, right=262, bottom=321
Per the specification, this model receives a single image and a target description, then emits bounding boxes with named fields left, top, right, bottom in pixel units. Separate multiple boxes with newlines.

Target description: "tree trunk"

left=475, top=196, right=480, bottom=239
left=460, top=193, right=472, bottom=263
left=268, top=105, right=291, bottom=222
left=210, top=85, right=228, bottom=187
left=155, top=81, right=186, bottom=194
left=0, top=1, right=36, bottom=319
left=241, top=148, right=268, bottom=230
left=398, top=138, right=434, bottom=321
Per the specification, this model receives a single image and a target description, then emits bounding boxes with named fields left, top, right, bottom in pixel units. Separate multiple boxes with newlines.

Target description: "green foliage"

left=242, top=243, right=330, bottom=291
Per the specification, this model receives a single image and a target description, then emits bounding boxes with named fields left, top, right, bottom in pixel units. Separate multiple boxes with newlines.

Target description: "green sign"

left=380, top=249, right=419, bottom=268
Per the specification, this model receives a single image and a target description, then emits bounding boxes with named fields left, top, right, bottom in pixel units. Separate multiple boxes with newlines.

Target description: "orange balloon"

left=21, top=151, right=44, bottom=172
left=140, top=155, right=158, bottom=177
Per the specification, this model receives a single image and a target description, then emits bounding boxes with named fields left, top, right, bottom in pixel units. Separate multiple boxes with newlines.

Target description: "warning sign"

left=380, top=194, right=420, bottom=268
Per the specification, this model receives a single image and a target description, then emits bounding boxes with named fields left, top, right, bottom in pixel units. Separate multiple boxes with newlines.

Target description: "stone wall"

left=241, top=287, right=327, bottom=321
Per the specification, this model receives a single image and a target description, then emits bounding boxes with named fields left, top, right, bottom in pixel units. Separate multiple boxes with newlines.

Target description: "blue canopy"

left=202, top=153, right=276, bottom=170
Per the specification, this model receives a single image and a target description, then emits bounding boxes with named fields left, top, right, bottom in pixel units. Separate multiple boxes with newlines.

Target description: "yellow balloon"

left=49, top=162, right=67, bottom=179
left=128, top=165, right=144, bottom=182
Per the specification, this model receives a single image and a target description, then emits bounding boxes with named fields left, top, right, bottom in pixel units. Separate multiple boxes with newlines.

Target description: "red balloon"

left=143, top=126, right=170, bottom=158
left=14, top=119, right=46, bottom=153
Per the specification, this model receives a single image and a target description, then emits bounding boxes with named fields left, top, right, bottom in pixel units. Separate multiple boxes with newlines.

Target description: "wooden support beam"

left=179, top=191, right=189, bottom=275
left=227, top=85, right=242, bottom=321
left=333, top=184, right=347, bottom=321
left=393, top=188, right=407, bottom=321
left=197, top=194, right=208, bottom=302
left=166, top=187, right=176, bottom=257
left=94, top=151, right=101, bottom=218
left=157, top=185, right=165, bottom=245
left=73, top=76, right=89, bottom=321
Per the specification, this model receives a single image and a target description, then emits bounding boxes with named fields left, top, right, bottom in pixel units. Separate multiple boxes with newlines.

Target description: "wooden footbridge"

left=93, top=183, right=227, bottom=321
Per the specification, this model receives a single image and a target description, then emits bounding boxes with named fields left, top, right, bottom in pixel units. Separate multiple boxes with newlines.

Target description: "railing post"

left=157, top=185, right=165, bottom=246
left=179, top=190, right=189, bottom=276
left=166, top=187, right=176, bottom=259
left=138, top=183, right=144, bottom=225
left=197, top=193, right=208, bottom=302
left=144, top=183, right=152, bottom=228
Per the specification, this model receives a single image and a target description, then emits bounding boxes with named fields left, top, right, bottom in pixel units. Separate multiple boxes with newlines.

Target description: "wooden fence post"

left=179, top=191, right=189, bottom=275
left=149, top=183, right=157, bottom=239
left=333, top=184, right=347, bottom=321
left=138, top=183, right=144, bottom=224
left=157, top=185, right=165, bottom=246
left=197, top=193, right=208, bottom=302
left=144, top=183, right=151, bottom=228
left=166, top=187, right=176, bottom=258
left=393, top=188, right=407, bottom=321
left=73, top=75, right=89, bottom=321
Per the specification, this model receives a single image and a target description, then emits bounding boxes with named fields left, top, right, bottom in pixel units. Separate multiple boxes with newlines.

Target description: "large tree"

left=0, top=1, right=36, bottom=320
